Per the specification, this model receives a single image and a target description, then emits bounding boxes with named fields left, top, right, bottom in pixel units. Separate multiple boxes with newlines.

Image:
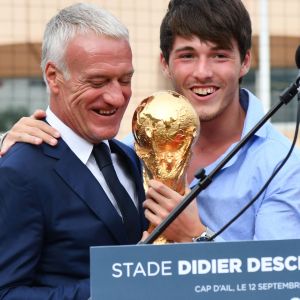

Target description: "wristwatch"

left=192, top=226, right=215, bottom=242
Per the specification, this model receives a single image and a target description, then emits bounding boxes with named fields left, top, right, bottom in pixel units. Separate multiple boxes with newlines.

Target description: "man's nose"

left=102, top=81, right=126, bottom=105
left=192, top=58, right=213, bottom=80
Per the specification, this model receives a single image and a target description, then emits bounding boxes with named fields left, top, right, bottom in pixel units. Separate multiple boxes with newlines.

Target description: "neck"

left=200, top=105, right=245, bottom=148
left=187, top=99, right=246, bottom=182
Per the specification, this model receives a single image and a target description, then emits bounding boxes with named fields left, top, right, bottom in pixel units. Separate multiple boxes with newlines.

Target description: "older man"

left=0, top=3, right=147, bottom=299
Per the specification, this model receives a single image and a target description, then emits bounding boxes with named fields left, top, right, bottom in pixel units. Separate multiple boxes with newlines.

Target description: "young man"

left=0, top=3, right=147, bottom=299
left=143, top=0, right=300, bottom=242
left=2, top=0, right=300, bottom=243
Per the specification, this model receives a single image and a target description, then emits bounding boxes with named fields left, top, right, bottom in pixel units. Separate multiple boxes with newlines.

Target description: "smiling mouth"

left=94, top=109, right=117, bottom=116
left=192, top=87, right=217, bottom=96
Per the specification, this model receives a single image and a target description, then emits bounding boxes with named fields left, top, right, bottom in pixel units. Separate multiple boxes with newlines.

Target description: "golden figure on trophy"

left=132, top=90, right=200, bottom=243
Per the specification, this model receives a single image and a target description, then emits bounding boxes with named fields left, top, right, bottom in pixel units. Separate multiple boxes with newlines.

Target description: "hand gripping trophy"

left=132, top=90, right=200, bottom=243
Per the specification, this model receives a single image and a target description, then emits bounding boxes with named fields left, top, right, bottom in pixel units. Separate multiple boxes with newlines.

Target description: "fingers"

left=14, top=119, right=60, bottom=143
left=145, top=180, right=183, bottom=212
left=31, top=109, right=47, bottom=120
left=144, top=180, right=180, bottom=227
left=15, top=119, right=60, bottom=142
left=144, top=203, right=166, bottom=227
left=143, top=179, right=205, bottom=242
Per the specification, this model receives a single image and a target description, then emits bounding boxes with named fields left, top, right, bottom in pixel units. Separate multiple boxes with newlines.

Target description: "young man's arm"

left=0, top=110, right=60, bottom=156
left=0, top=132, right=7, bottom=149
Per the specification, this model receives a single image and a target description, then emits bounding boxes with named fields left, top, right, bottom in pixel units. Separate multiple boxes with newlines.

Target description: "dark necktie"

left=93, top=142, right=141, bottom=244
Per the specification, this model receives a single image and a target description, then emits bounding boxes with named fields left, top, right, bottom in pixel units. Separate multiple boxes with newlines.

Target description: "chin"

left=96, top=129, right=119, bottom=141
left=197, top=108, right=221, bottom=122
left=87, top=120, right=121, bottom=140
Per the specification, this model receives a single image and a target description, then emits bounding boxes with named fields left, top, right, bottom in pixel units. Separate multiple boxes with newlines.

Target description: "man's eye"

left=120, top=81, right=131, bottom=86
left=179, top=53, right=194, bottom=59
left=90, top=81, right=106, bottom=87
left=119, top=76, right=132, bottom=85
left=213, top=53, right=230, bottom=60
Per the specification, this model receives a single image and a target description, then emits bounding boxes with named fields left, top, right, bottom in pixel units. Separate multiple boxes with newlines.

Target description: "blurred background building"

left=0, top=0, right=299, bottom=140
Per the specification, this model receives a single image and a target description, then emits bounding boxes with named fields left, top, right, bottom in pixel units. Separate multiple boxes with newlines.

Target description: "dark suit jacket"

left=0, top=138, right=147, bottom=300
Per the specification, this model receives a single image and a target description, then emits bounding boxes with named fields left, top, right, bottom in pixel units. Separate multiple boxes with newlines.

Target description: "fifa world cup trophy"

left=132, top=90, right=200, bottom=243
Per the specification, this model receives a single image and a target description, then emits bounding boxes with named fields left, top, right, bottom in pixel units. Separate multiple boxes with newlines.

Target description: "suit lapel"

left=42, top=140, right=128, bottom=245
left=109, top=140, right=148, bottom=230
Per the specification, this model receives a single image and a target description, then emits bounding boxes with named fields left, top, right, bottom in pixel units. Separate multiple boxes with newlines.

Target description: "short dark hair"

left=160, top=0, right=252, bottom=63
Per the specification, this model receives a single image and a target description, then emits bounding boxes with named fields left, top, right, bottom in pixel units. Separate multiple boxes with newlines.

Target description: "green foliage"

left=0, top=108, right=29, bottom=132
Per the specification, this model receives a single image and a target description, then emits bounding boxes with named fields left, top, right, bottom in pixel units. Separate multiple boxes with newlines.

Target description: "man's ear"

left=240, top=50, right=251, bottom=78
left=45, top=62, right=62, bottom=94
left=160, top=53, right=171, bottom=79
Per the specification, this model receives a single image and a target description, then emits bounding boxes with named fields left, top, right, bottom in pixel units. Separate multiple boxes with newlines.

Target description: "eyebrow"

left=85, top=70, right=135, bottom=79
left=124, top=70, right=135, bottom=77
left=211, top=45, right=233, bottom=51
left=173, top=44, right=233, bottom=53
left=173, top=46, right=195, bottom=53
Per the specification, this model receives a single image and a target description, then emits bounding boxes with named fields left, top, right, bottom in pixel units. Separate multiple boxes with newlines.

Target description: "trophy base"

left=148, top=224, right=173, bottom=244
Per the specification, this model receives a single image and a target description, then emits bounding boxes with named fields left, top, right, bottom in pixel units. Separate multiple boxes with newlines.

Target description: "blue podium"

left=90, top=239, right=300, bottom=300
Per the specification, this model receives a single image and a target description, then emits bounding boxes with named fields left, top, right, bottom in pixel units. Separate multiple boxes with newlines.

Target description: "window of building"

left=242, top=68, right=299, bottom=123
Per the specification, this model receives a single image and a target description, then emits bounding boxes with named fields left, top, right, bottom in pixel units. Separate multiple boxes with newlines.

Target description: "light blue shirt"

left=123, top=89, right=300, bottom=241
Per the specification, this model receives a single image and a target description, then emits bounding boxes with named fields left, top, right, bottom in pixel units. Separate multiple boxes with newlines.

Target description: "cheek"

left=73, top=89, right=101, bottom=111
left=173, top=65, right=189, bottom=81
left=167, top=62, right=187, bottom=82
left=123, top=87, right=132, bottom=102
left=218, top=67, right=240, bottom=89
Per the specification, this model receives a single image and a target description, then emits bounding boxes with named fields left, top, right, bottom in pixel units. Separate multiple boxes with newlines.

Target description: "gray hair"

left=41, top=2, right=129, bottom=86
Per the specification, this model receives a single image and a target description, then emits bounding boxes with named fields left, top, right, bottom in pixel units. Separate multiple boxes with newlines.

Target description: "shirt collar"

left=46, top=107, right=93, bottom=164
left=201, top=89, right=269, bottom=175
left=240, top=88, right=269, bottom=139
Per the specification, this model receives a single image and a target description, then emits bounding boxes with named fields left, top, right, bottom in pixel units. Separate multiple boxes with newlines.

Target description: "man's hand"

left=143, top=179, right=206, bottom=243
left=0, top=109, right=60, bottom=156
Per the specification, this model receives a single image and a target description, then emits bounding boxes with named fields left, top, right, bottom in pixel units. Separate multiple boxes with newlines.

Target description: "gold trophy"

left=132, top=90, right=200, bottom=243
